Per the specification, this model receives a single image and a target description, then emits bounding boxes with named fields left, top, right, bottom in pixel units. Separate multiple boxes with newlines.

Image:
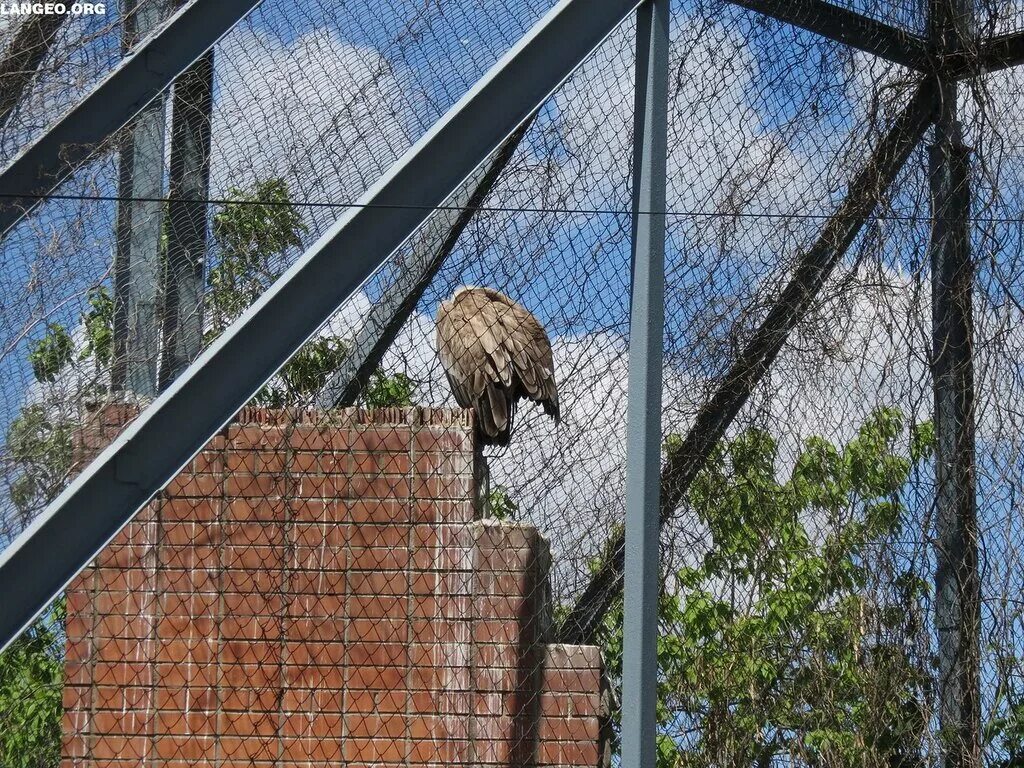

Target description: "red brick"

left=291, top=450, right=348, bottom=474
left=282, top=640, right=346, bottom=667
left=409, top=737, right=471, bottom=764
left=153, top=733, right=217, bottom=760
left=282, top=664, right=345, bottom=689
left=218, top=710, right=279, bottom=737
left=295, top=473, right=350, bottom=498
left=165, top=472, right=221, bottom=498
left=349, top=474, right=411, bottom=499
left=343, top=736, right=408, bottom=763
left=346, top=689, right=407, bottom=713
left=286, top=425, right=353, bottom=451
left=347, top=499, right=411, bottom=524
left=349, top=617, right=407, bottom=643
left=347, top=642, right=408, bottom=667
left=346, top=522, right=409, bottom=548
left=280, top=711, right=342, bottom=739
left=349, top=546, right=409, bottom=571
left=280, top=735, right=345, bottom=761
left=218, top=734, right=278, bottom=761
left=224, top=472, right=288, bottom=498
left=350, top=428, right=411, bottom=453
left=91, top=734, right=150, bottom=760
left=348, top=594, right=406, bottom=620
left=345, top=712, right=408, bottom=739
left=290, top=521, right=346, bottom=549
left=226, top=496, right=287, bottom=522
left=289, top=569, right=346, bottom=595
left=289, top=591, right=345, bottom=617
left=352, top=450, right=412, bottom=475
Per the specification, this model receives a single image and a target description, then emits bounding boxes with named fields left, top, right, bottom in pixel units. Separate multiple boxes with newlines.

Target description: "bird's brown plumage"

left=436, top=287, right=559, bottom=446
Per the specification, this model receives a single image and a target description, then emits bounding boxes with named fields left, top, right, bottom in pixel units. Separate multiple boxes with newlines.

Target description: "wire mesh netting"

left=3, top=0, right=1024, bottom=766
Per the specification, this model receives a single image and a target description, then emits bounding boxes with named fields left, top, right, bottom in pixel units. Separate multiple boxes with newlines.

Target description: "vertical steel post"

left=929, top=1, right=980, bottom=765
left=621, top=0, right=668, bottom=766
left=160, top=49, right=215, bottom=390
left=112, top=0, right=171, bottom=398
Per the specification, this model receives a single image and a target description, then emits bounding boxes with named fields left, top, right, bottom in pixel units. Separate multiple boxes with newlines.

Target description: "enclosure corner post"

left=621, top=0, right=669, bottom=766
left=112, top=0, right=173, bottom=398
left=929, top=1, right=981, bottom=762
left=929, top=98, right=981, bottom=768
left=160, top=49, right=216, bottom=391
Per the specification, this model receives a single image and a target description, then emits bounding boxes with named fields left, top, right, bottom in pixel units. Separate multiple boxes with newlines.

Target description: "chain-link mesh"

left=5, top=0, right=1024, bottom=766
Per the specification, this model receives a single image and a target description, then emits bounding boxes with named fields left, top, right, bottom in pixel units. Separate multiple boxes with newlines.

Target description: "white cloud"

left=210, top=26, right=416, bottom=233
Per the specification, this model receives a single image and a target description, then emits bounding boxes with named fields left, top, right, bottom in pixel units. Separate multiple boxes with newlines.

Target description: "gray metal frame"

left=0, top=0, right=643, bottom=654
left=728, top=0, right=929, bottom=70
left=621, top=0, right=669, bottom=765
left=0, top=0, right=265, bottom=236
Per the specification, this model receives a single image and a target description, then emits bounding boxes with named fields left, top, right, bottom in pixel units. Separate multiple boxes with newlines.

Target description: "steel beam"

left=0, top=10, right=70, bottom=128
left=0, top=0, right=264, bottom=237
left=315, top=121, right=531, bottom=410
left=620, top=1, right=668, bottom=766
left=946, top=32, right=1024, bottom=77
left=558, top=77, right=938, bottom=646
left=728, top=0, right=930, bottom=71
left=0, top=0, right=643, bottom=653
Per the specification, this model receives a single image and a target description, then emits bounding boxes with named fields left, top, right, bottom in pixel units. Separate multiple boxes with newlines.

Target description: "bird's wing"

left=476, top=291, right=559, bottom=419
left=436, top=289, right=560, bottom=441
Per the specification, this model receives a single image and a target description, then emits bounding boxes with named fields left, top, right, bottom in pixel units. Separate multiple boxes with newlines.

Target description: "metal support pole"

left=111, top=0, right=171, bottom=398
left=929, top=1, right=980, bottom=764
left=160, top=49, right=215, bottom=390
left=621, top=1, right=668, bottom=766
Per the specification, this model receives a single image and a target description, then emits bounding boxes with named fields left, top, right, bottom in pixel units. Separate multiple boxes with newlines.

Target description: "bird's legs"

left=472, top=440, right=491, bottom=519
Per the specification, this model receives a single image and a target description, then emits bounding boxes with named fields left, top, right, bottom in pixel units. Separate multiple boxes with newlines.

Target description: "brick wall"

left=62, top=404, right=604, bottom=767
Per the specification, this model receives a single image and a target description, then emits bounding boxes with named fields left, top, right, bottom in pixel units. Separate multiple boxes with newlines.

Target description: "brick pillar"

left=62, top=404, right=604, bottom=768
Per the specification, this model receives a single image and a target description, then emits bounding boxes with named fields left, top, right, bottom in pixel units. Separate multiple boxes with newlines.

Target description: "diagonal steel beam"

left=729, top=0, right=930, bottom=71
left=0, top=10, right=71, bottom=129
left=558, top=77, right=938, bottom=647
left=0, top=0, right=643, bottom=653
left=0, top=0, right=264, bottom=237
left=945, top=32, right=1024, bottom=77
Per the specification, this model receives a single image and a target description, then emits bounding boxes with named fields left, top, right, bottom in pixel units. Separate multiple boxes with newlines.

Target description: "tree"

left=0, top=601, right=64, bottom=768
left=597, top=408, right=935, bottom=768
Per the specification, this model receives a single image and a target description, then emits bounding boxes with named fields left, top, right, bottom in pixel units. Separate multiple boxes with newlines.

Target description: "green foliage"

left=80, top=287, right=114, bottom=367
left=601, top=408, right=936, bottom=767
left=207, top=178, right=307, bottom=334
left=363, top=371, right=414, bottom=409
left=27, top=286, right=115, bottom=386
left=6, top=405, right=73, bottom=518
left=28, top=324, right=73, bottom=383
left=0, top=600, right=65, bottom=768
left=255, top=336, right=351, bottom=407
left=487, top=485, right=519, bottom=521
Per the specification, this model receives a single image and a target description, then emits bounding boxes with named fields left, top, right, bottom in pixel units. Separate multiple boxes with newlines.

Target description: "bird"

left=435, top=286, right=559, bottom=446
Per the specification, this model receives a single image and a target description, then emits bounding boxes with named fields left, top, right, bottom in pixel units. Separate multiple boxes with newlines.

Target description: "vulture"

left=436, top=287, right=559, bottom=446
